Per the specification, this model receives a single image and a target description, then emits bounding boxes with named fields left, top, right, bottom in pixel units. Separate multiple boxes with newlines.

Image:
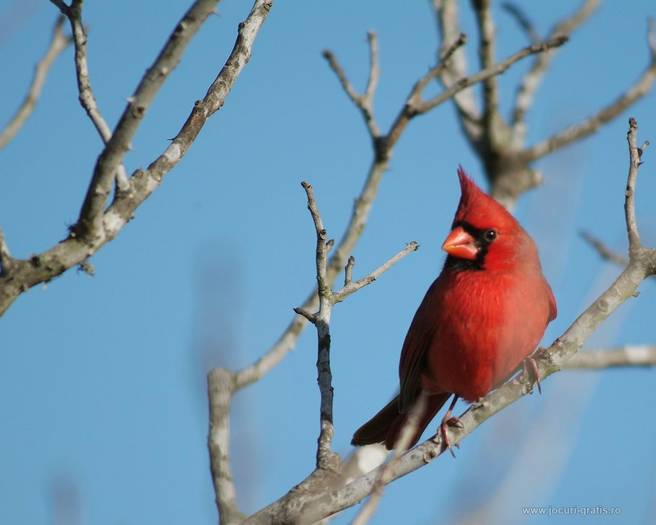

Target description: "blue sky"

left=2, top=1, right=656, bottom=524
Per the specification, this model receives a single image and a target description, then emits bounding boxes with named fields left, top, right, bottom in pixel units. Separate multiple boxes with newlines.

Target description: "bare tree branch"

left=580, top=231, right=629, bottom=267
left=522, top=23, right=656, bottom=163
left=501, top=3, right=540, bottom=44
left=300, top=182, right=331, bottom=298
left=232, top=144, right=388, bottom=392
left=432, top=0, right=482, bottom=143
left=208, top=29, right=571, bottom=525
left=343, top=255, right=355, bottom=287
left=364, top=32, right=379, bottom=106
left=509, top=0, right=599, bottom=145
left=625, top=118, right=646, bottom=254
left=431, top=0, right=655, bottom=209
left=238, top=185, right=419, bottom=523
left=564, top=345, right=656, bottom=369
left=295, top=181, right=339, bottom=471
left=334, top=242, right=419, bottom=303
left=207, top=368, right=244, bottom=524
left=0, top=15, right=71, bottom=150
left=233, top=33, right=448, bottom=390
left=75, top=0, right=224, bottom=239
left=233, top=28, right=560, bottom=394
left=50, top=1, right=111, bottom=144
left=471, top=0, right=501, bottom=138
left=408, top=33, right=467, bottom=106
left=244, top=241, right=420, bottom=525
left=0, top=228, right=14, bottom=276
left=419, top=36, right=567, bottom=116
left=0, top=0, right=273, bottom=316
left=242, top=118, right=656, bottom=525
left=6, top=3, right=652, bottom=521
left=387, top=35, right=566, bottom=148
left=295, top=181, right=419, bottom=472
left=322, top=31, right=381, bottom=139
left=49, top=0, right=129, bottom=190
left=207, top=178, right=416, bottom=521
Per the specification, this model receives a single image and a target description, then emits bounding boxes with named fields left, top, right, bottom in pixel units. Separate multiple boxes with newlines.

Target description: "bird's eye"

left=484, top=229, right=497, bottom=242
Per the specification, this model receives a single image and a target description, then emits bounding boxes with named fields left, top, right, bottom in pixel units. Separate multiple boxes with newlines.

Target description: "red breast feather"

left=417, top=167, right=556, bottom=400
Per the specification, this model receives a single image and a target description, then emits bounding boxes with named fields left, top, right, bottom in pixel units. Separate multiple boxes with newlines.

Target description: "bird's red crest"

left=455, top=166, right=517, bottom=231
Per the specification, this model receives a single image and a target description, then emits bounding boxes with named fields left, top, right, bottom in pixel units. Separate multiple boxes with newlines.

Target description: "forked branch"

left=50, top=0, right=129, bottom=189
left=0, top=0, right=273, bottom=317
left=432, top=0, right=655, bottom=206
left=231, top=25, right=557, bottom=396
left=242, top=119, right=656, bottom=524
left=76, top=0, right=225, bottom=238
left=564, top=346, right=656, bottom=369
left=294, top=181, right=418, bottom=471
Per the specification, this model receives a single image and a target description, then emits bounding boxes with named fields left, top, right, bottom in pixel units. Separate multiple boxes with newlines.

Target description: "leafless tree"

left=2, top=1, right=656, bottom=524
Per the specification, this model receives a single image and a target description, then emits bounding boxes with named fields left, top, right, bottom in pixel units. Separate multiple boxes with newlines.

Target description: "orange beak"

left=442, top=226, right=478, bottom=260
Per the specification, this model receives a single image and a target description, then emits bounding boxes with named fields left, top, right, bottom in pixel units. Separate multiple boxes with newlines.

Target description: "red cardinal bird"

left=352, top=166, right=557, bottom=450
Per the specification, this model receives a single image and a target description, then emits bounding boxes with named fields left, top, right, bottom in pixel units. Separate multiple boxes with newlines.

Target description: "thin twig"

left=412, top=36, right=567, bottom=116
left=580, top=231, right=629, bottom=267
left=241, top=119, right=656, bottom=525
left=501, top=3, right=540, bottom=44
left=382, top=33, right=466, bottom=147
left=75, top=0, right=224, bottom=239
left=472, top=0, right=500, bottom=135
left=509, top=0, right=599, bottom=143
left=233, top=162, right=387, bottom=391
left=334, top=242, right=419, bottom=303
left=344, top=256, right=355, bottom=287
left=522, top=21, right=656, bottom=162
left=432, top=0, right=482, bottom=142
left=0, top=16, right=71, bottom=150
left=625, top=118, right=645, bottom=254
left=322, top=31, right=381, bottom=139
left=563, top=345, right=656, bottom=369
left=49, top=0, right=129, bottom=190
left=387, top=34, right=567, bottom=149
left=301, top=181, right=330, bottom=296
left=322, top=51, right=364, bottom=112
left=412, top=32, right=468, bottom=106
left=51, top=1, right=112, bottom=144
left=364, top=31, right=379, bottom=104
left=545, top=0, right=599, bottom=38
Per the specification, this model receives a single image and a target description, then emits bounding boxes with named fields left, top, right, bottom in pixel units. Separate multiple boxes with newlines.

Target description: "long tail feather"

left=351, top=393, right=450, bottom=450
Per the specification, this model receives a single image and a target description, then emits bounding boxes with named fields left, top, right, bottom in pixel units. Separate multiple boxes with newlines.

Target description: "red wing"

left=546, top=281, right=557, bottom=322
left=398, top=279, right=441, bottom=413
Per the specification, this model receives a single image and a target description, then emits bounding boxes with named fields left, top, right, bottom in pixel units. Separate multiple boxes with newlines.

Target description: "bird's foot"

left=523, top=354, right=542, bottom=394
left=438, top=411, right=463, bottom=458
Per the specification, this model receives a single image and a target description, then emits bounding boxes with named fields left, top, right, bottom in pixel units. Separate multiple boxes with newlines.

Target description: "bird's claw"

left=445, top=416, right=464, bottom=429
left=438, top=414, right=462, bottom=458
left=523, top=355, right=542, bottom=394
